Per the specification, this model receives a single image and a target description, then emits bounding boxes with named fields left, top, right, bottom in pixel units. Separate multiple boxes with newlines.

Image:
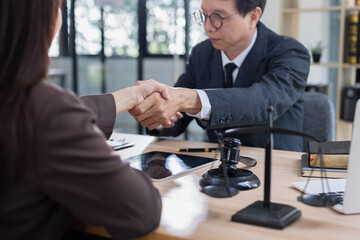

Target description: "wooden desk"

left=70, top=133, right=360, bottom=240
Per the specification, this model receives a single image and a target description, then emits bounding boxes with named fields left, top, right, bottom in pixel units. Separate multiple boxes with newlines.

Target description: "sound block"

left=231, top=201, right=301, bottom=229
left=199, top=168, right=260, bottom=191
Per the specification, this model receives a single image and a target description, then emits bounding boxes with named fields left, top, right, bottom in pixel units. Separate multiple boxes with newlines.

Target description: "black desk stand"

left=229, top=108, right=301, bottom=229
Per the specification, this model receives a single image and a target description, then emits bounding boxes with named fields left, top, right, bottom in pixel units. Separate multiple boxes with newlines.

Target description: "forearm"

left=204, top=74, right=308, bottom=128
left=171, top=87, right=202, bottom=115
left=111, top=87, right=138, bottom=114
left=80, top=94, right=116, bottom=138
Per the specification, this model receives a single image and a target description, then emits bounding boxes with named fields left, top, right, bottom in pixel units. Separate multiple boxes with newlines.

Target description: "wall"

left=262, top=0, right=334, bottom=93
left=261, top=0, right=281, bottom=33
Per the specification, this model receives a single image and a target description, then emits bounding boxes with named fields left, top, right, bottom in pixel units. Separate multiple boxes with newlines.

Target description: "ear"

left=249, top=7, right=262, bottom=28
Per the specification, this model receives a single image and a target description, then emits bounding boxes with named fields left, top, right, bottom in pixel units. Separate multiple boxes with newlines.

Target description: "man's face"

left=201, top=0, right=258, bottom=59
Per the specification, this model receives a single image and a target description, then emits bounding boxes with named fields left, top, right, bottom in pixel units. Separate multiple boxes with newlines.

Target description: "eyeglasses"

left=193, top=9, right=238, bottom=30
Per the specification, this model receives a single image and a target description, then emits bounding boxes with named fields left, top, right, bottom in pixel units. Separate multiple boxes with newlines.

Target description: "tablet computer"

left=122, top=151, right=217, bottom=181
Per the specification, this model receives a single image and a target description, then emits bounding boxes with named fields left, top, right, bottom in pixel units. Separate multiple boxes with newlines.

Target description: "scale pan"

left=297, top=194, right=341, bottom=207
left=201, top=185, right=239, bottom=198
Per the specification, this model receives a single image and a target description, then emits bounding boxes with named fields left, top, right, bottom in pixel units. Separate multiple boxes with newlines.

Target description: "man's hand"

left=161, top=112, right=184, bottom=128
left=111, top=79, right=170, bottom=114
left=133, top=80, right=171, bottom=105
left=129, top=87, right=201, bottom=130
left=129, top=91, right=178, bottom=130
left=133, top=81, right=183, bottom=128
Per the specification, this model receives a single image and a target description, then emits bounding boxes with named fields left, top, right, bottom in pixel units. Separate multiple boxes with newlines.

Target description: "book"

left=301, top=154, right=347, bottom=179
left=346, top=12, right=359, bottom=64
left=308, top=141, right=350, bottom=169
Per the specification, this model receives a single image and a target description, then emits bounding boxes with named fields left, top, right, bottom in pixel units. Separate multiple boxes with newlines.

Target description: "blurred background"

left=49, top=0, right=358, bottom=141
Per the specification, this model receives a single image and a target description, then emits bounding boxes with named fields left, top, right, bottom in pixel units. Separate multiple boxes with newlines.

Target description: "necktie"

left=224, top=63, right=237, bottom=88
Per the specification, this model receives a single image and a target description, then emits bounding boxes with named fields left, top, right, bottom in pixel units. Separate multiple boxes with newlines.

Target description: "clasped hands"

left=128, top=80, right=184, bottom=130
left=112, top=79, right=200, bottom=130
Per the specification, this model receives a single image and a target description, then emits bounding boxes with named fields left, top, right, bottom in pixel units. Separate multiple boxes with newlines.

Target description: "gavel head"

left=220, top=137, right=241, bottom=174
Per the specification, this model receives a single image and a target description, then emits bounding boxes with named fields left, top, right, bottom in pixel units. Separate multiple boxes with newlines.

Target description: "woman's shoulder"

left=32, top=81, right=81, bottom=105
left=32, top=81, right=76, bottom=100
left=30, top=81, right=84, bottom=118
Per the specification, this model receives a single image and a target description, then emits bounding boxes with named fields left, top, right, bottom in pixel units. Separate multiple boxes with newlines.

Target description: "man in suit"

left=129, top=0, right=310, bottom=151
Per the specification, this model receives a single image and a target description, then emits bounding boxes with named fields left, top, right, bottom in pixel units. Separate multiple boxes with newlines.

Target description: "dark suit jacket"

left=0, top=82, right=161, bottom=240
left=151, top=22, right=310, bottom=151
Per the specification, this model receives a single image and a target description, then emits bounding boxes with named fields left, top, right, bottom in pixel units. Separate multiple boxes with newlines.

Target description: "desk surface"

left=70, top=133, right=360, bottom=240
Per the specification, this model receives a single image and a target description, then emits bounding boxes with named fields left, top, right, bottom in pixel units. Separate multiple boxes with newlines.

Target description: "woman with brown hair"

left=0, top=1, right=166, bottom=239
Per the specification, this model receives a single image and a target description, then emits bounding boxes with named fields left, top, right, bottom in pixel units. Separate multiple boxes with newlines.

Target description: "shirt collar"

left=221, top=27, right=258, bottom=69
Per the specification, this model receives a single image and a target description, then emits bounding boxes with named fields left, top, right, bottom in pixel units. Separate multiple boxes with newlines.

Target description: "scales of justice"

left=199, top=107, right=334, bottom=229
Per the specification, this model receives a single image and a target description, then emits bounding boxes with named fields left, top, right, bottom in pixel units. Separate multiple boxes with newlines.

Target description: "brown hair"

left=0, top=0, right=62, bottom=196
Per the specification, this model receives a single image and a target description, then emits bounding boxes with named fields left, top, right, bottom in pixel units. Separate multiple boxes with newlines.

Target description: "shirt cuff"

left=186, top=90, right=211, bottom=120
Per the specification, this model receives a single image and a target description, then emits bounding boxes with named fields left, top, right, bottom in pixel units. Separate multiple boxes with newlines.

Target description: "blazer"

left=0, top=82, right=161, bottom=240
left=151, top=22, right=310, bottom=151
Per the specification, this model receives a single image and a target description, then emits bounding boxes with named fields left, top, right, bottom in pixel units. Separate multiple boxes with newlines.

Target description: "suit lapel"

left=234, top=22, right=268, bottom=88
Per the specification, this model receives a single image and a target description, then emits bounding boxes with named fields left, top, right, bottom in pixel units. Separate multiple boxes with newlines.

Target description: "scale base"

left=231, top=201, right=301, bottom=229
left=199, top=168, right=260, bottom=191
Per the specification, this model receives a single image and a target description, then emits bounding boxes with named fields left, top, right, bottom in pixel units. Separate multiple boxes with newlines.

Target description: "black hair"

left=236, top=0, right=267, bottom=17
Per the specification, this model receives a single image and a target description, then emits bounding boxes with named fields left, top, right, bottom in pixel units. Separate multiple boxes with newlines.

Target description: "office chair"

left=302, top=92, right=335, bottom=152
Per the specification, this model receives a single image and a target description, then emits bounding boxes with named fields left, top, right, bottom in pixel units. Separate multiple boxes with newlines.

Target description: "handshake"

left=111, top=80, right=201, bottom=130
